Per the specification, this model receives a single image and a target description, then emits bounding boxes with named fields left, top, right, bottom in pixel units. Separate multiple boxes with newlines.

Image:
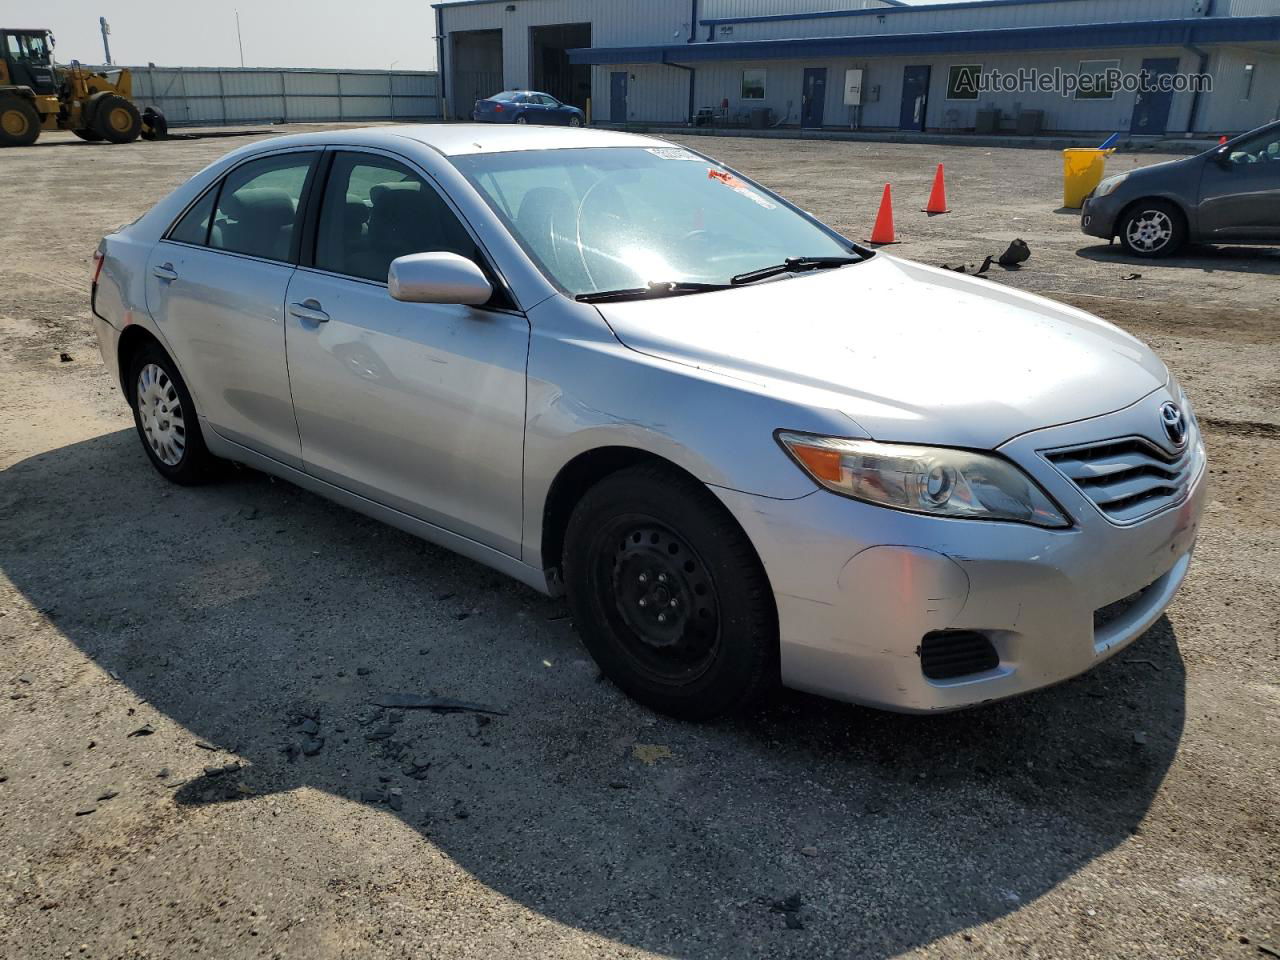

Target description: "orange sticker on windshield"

left=707, top=168, right=776, bottom=209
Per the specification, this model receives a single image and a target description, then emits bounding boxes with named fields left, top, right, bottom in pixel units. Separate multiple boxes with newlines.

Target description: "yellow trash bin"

left=1062, top=147, right=1114, bottom=209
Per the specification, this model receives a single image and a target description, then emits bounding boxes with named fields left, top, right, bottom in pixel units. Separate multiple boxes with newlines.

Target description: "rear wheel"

left=0, top=96, right=40, bottom=147
left=127, top=342, right=219, bottom=484
left=563, top=463, right=778, bottom=719
left=72, top=128, right=104, bottom=142
left=92, top=94, right=142, bottom=144
left=1118, top=199, right=1186, bottom=257
left=515, top=114, right=529, bottom=125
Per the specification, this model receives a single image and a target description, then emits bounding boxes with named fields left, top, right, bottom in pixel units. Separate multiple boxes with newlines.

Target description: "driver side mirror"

left=388, top=252, right=493, bottom=306
left=1213, top=147, right=1234, bottom=170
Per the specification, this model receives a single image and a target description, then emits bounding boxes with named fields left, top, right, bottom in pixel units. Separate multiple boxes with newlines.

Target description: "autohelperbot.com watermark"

left=952, top=66, right=1212, bottom=99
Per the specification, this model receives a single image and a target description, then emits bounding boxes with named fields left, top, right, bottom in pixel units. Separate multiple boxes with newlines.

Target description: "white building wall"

left=704, top=0, right=1204, bottom=43
left=1196, top=46, right=1280, bottom=130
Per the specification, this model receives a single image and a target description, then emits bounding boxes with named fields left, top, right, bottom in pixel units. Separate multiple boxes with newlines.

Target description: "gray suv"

left=1082, top=120, right=1280, bottom=256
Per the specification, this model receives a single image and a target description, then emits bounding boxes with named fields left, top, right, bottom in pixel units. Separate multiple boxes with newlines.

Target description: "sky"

left=39, top=0, right=439, bottom=71
left=36, top=0, right=980, bottom=72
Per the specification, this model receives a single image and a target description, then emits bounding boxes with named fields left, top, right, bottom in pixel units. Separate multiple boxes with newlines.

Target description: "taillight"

left=494, top=103, right=504, bottom=112
left=91, top=248, right=105, bottom=314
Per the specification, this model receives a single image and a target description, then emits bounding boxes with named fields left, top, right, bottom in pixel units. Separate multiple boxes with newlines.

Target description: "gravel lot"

left=1, top=125, right=1276, bottom=960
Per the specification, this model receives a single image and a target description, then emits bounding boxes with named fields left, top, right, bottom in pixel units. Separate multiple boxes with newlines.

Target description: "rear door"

left=283, top=149, right=530, bottom=555
left=1197, top=126, right=1280, bottom=242
left=145, top=149, right=318, bottom=467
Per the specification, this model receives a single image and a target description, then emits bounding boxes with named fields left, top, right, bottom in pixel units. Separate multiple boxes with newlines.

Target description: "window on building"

left=1243, top=63, right=1255, bottom=100
left=741, top=68, right=766, bottom=101
left=1075, top=59, right=1120, bottom=100
left=945, top=65, right=981, bottom=101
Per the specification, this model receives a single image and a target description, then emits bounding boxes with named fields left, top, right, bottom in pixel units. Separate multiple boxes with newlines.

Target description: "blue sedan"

left=472, top=90, right=585, bottom=126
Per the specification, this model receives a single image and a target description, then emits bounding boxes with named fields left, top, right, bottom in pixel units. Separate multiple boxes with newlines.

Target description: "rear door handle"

left=289, top=299, right=330, bottom=324
left=152, top=262, right=177, bottom=281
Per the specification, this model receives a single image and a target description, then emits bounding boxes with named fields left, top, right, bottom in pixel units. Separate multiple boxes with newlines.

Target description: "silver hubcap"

left=1126, top=210, right=1173, bottom=252
left=136, top=362, right=186, bottom=466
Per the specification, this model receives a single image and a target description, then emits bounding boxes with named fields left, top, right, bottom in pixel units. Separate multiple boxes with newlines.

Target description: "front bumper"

left=1081, top=192, right=1122, bottom=240
left=713, top=390, right=1206, bottom=712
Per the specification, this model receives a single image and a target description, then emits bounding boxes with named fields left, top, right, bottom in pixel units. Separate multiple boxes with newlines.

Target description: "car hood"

left=593, top=254, right=1168, bottom=448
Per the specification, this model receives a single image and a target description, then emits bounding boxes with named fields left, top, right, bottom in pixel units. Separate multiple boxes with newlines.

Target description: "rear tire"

left=515, top=114, right=529, bottom=125
left=127, top=342, right=220, bottom=485
left=563, top=463, right=778, bottom=719
left=1117, top=199, right=1186, bottom=258
left=92, top=94, right=142, bottom=144
left=72, top=128, right=104, bottom=142
left=0, top=96, right=41, bottom=147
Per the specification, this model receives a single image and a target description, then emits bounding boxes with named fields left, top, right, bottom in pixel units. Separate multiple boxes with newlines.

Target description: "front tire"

left=563, top=463, right=778, bottom=719
left=568, top=115, right=583, bottom=128
left=127, top=342, right=219, bottom=484
left=1118, top=199, right=1186, bottom=257
left=0, top=96, right=41, bottom=147
left=72, top=128, right=104, bottom=142
left=92, top=94, right=142, bottom=144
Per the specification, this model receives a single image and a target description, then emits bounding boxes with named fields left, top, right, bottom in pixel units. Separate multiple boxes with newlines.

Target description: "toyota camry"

left=91, top=125, right=1206, bottom=718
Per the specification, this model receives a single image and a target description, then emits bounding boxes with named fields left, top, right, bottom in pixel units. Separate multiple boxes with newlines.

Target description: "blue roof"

left=568, top=16, right=1280, bottom=65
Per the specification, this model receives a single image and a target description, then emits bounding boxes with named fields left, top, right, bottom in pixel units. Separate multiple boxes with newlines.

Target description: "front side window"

left=741, top=69, right=766, bottom=101
left=209, top=153, right=314, bottom=262
left=453, top=146, right=857, bottom=297
left=1224, top=127, right=1280, bottom=166
left=946, top=64, right=981, bottom=101
left=314, top=152, right=479, bottom=283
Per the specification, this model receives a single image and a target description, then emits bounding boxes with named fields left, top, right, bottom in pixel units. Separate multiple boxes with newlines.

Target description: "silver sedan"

left=91, top=125, right=1206, bottom=718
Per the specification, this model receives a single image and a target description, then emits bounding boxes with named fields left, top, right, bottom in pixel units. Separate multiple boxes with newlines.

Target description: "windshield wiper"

left=575, top=280, right=732, bottom=304
left=730, top=255, right=862, bottom=286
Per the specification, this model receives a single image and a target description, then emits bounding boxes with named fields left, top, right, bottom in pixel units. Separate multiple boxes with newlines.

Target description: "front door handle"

left=152, top=262, right=177, bottom=281
left=289, top=299, right=330, bottom=324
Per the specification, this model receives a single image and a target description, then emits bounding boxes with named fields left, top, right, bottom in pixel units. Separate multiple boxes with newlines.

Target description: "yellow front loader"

left=0, top=27, right=163, bottom=147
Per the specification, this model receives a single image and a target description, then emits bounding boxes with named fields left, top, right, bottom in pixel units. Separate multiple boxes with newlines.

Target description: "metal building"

left=125, top=66, right=440, bottom=127
left=434, top=0, right=1280, bottom=136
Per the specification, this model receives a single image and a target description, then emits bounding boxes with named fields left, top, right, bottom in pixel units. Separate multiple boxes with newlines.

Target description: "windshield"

left=451, top=146, right=861, bottom=297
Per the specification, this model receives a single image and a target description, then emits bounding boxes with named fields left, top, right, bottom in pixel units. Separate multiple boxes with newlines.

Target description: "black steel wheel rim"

left=595, top=517, right=721, bottom=684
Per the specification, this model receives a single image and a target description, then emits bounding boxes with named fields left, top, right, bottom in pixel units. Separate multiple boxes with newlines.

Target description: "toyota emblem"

left=1159, top=401, right=1187, bottom=447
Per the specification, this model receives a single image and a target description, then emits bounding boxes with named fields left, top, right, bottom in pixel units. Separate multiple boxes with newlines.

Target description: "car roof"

left=238, top=123, right=674, bottom=158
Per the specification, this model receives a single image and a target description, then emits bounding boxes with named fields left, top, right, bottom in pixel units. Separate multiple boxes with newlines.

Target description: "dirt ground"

left=0, top=125, right=1276, bottom=960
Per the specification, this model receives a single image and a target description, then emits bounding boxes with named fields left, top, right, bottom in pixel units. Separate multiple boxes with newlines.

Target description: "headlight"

left=1092, top=173, right=1129, bottom=198
left=777, top=432, right=1070, bottom=528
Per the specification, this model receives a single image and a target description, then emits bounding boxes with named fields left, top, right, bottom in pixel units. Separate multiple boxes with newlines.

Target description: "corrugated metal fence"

left=122, top=66, right=440, bottom=126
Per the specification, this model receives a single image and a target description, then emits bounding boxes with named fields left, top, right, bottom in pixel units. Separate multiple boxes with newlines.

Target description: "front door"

left=144, top=149, right=319, bottom=468
left=899, top=65, right=930, bottom=131
left=610, top=71, right=628, bottom=124
left=1197, top=126, right=1280, bottom=242
left=801, top=68, right=827, bottom=129
left=1130, top=58, right=1180, bottom=136
left=283, top=150, right=530, bottom=556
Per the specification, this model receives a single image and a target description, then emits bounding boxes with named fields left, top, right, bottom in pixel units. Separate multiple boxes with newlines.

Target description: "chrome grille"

left=1044, top=432, right=1200, bottom=524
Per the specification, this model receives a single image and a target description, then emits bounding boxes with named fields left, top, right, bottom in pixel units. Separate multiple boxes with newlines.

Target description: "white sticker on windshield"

left=646, top=147, right=703, bottom=161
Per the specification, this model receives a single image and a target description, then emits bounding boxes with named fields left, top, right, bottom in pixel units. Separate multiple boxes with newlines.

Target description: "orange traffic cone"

left=922, top=163, right=950, bottom=214
left=869, top=184, right=898, bottom=245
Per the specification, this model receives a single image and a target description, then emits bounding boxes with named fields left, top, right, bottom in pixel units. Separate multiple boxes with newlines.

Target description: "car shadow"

left=1076, top=241, right=1280, bottom=275
left=0, top=429, right=1187, bottom=958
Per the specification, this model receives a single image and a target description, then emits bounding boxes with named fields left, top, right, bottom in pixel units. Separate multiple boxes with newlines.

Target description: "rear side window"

left=314, top=152, right=480, bottom=284
left=168, top=188, right=216, bottom=246
left=208, top=153, right=315, bottom=262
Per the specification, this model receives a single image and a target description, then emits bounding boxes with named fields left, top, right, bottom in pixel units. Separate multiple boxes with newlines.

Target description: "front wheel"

left=563, top=463, right=778, bottom=719
left=568, top=115, right=583, bottom=128
left=127, top=342, right=220, bottom=484
left=92, top=94, right=142, bottom=143
left=1118, top=200, right=1186, bottom=257
left=72, top=128, right=104, bottom=142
